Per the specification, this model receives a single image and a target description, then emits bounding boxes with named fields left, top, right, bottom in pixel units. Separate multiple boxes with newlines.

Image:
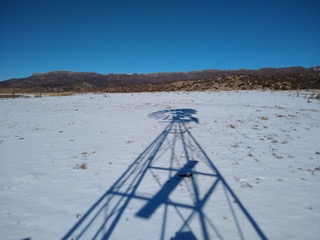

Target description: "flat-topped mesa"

left=32, top=70, right=107, bottom=77
left=47, top=70, right=75, bottom=75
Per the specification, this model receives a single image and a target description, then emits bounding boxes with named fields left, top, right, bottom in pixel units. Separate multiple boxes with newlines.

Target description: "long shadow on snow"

left=62, top=109, right=267, bottom=240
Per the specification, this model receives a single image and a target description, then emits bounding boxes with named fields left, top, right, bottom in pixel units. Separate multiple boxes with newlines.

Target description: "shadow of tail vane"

left=62, top=109, right=267, bottom=240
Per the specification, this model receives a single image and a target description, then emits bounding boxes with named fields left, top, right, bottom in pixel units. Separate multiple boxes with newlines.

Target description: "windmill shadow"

left=62, top=109, right=267, bottom=240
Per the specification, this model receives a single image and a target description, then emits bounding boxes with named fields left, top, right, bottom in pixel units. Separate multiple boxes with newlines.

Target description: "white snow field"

left=0, top=91, right=319, bottom=240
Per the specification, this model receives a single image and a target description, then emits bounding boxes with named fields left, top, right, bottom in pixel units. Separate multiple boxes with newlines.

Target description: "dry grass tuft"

left=259, top=116, right=269, bottom=120
left=73, top=163, right=88, bottom=170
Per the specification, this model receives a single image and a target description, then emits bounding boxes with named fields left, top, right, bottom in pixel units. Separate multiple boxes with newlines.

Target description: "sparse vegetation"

left=0, top=67, right=319, bottom=94
left=259, top=116, right=269, bottom=120
left=73, top=163, right=88, bottom=170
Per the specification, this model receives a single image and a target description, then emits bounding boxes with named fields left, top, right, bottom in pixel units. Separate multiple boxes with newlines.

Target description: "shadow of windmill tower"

left=62, top=109, right=267, bottom=240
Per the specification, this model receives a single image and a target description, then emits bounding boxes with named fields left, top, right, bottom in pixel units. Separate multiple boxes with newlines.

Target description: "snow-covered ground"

left=0, top=91, right=319, bottom=240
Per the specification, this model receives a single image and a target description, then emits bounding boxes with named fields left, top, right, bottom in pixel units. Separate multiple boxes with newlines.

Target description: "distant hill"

left=0, top=67, right=319, bottom=93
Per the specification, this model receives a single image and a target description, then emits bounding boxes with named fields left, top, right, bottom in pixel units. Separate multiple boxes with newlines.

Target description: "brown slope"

left=0, top=67, right=319, bottom=93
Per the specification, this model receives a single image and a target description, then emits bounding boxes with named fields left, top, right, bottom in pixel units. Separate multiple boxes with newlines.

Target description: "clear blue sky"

left=1, top=0, right=319, bottom=80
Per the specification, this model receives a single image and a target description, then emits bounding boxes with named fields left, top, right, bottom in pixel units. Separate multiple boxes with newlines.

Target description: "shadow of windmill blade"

left=62, top=109, right=267, bottom=240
